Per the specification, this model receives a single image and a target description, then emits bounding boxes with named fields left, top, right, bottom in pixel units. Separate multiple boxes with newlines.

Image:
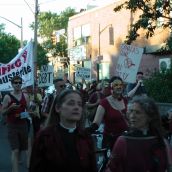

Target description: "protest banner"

left=38, top=65, right=54, bottom=87
left=75, top=67, right=91, bottom=80
left=115, top=44, right=144, bottom=83
left=0, top=41, right=34, bottom=91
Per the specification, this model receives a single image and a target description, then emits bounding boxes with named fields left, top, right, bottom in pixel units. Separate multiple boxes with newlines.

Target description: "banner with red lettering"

left=0, top=41, right=34, bottom=91
left=115, top=44, right=143, bottom=83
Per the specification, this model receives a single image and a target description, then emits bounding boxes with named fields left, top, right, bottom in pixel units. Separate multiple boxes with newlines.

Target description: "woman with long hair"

left=29, top=89, right=97, bottom=172
left=105, top=96, right=172, bottom=172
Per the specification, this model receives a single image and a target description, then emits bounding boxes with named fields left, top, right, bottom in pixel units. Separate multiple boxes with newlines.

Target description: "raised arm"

left=93, top=105, right=105, bottom=127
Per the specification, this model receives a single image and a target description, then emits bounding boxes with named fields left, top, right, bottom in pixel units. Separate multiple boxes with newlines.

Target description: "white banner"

left=75, top=67, right=91, bottom=80
left=115, top=44, right=143, bottom=83
left=69, top=45, right=86, bottom=61
left=0, top=41, right=34, bottom=91
left=38, top=65, right=54, bottom=87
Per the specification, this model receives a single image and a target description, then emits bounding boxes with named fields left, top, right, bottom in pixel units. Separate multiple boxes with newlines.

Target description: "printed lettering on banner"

left=0, top=41, right=34, bottom=91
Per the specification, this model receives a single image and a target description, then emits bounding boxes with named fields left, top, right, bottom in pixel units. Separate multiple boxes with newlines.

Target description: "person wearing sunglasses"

left=1, top=75, right=30, bottom=172
left=87, top=76, right=128, bottom=151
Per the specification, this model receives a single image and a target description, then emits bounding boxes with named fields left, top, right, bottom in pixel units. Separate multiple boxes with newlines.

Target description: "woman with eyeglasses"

left=105, top=96, right=172, bottom=172
left=87, top=76, right=128, bottom=151
left=29, top=89, right=97, bottom=172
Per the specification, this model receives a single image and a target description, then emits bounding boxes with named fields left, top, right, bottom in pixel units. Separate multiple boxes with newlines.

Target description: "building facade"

left=67, top=0, right=171, bottom=83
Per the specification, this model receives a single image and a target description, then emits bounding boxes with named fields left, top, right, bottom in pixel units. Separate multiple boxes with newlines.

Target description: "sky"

left=0, top=0, right=116, bottom=41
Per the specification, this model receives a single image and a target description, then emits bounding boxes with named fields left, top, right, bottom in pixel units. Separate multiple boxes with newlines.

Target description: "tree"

left=114, top=0, right=172, bottom=49
left=144, top=62, right=172, bottom=103
left=30, top=7, right=77, bottom=67
left=114, top=1, right=172, bottom=102
left=37, top=43, right=49, bottom=69
left=0, top=24, right=20, bottom=63
left=0, top=23, right=48, bottom=69
left=30, top=7, right=76, bottom=39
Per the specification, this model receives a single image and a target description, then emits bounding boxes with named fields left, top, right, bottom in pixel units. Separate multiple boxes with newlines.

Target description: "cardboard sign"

left=38, top=65, right=54, bottom=87
left=115, top=44, right=143, bottom=83
left=75, top=67, right=91, bottom=80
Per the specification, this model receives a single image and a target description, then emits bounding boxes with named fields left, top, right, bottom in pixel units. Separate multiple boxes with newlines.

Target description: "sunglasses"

left=13, top=81, right=22, bottom=85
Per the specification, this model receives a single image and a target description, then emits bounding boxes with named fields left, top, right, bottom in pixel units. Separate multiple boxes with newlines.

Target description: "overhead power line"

left=39, top=0, right=58, bottom=5
left=23, top=0, right=35, bottom=14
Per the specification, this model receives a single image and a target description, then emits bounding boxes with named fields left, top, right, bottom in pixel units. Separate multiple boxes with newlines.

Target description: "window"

left=73, top=24, right=91, bottom=46
left=99, top=62, right=110, bottom=80
left=74, top=26, right=81, bottom=40
left=82, top=24, right=90, bottom=37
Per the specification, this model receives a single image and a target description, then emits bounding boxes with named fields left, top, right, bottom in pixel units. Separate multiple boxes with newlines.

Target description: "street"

left=0, top=122, right=28, bottom=172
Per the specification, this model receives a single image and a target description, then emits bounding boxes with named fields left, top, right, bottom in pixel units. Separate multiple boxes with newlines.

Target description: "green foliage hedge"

left=144, top=66, right=172, bottom=103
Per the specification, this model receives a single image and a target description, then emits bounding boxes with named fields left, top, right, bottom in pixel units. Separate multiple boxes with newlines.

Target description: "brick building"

left=67, top=0, right=171, bottom=83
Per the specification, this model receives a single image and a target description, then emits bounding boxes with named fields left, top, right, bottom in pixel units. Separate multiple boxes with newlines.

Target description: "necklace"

left=107, top=95, right=125, bottom=110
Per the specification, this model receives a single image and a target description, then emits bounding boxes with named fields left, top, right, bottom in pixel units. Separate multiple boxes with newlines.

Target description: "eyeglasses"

left=13, top=81, right=22, bottom=85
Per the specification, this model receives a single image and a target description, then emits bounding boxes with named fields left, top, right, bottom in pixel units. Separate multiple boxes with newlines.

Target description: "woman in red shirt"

left=89, top=76, right=128, bottom=150
left=105, top=96, right=171, bottom=172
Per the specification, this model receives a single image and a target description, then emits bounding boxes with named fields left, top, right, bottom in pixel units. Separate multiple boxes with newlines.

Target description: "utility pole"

left=0, top=16, right=23, bottom=48
left=33, top=0, right=39, bottom=100
left=20, top=18, right=23, bottom=48
left=33, top=0, right=39, bottom=85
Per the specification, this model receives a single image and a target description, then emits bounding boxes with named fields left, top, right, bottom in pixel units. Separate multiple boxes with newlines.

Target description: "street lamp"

left=97, top=23, right=113, bottom=81
left=0, top=16, right=23, bottom=48
left=98, top=23, right=113, bottom=56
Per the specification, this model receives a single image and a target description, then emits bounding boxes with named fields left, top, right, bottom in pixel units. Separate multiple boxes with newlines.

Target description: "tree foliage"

left=30, top=7, right=76, bottom=39
left=0, top=23, right=48, bottom=69
left=114, top=0, right=172, bottom=102
left=114, top=0, right=172, bottom=47
left=30, top=7, right=77, bottom=67
left=37, top=43, right=49, bottom=69
left=144, top=63, right=172, bottom=103
left=0, top=24, right=20, bottom=63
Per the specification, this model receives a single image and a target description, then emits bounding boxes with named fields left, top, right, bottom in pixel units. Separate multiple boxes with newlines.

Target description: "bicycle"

left=92, top=131, right=111, bottom=172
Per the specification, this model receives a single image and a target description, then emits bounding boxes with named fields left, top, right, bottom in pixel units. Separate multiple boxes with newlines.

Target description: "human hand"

left=84, top=123, right=99, bottom=135
left=9, top=103, right=20, bottom=111
left=137, top=80, right=143, bottom=86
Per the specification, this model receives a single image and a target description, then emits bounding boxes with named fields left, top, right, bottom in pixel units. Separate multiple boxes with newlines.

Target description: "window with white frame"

left=73, top=24, right=90, bottom=46
left=82, top=24, right=90, bottom=37
left=74, top=26, right=81, bottom=40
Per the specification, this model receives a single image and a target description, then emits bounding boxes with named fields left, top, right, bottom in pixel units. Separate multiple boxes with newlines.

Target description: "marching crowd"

left=0, top=73, right=172, bottom=172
